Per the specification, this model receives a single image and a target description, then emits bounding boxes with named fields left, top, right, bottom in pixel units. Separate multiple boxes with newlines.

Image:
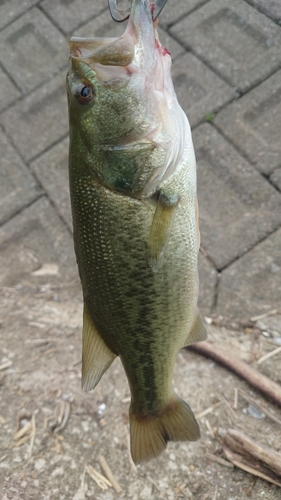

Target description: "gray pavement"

left=0, top=1, right=281, bottom=499
left=1, top=0, right=280, bottom=320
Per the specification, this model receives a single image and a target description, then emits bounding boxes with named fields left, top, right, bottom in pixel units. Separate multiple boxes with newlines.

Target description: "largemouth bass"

left=66, top=0, right=207, bottom=464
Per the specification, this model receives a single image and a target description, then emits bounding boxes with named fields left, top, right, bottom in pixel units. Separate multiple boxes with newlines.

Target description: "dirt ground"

left=1, top=271, right=281, bottom=499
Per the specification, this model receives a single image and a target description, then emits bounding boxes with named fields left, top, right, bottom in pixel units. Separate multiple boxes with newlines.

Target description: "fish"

left=66, top=0, right=207, bottom=464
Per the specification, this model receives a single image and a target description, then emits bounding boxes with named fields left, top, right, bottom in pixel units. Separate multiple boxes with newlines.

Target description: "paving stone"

left=40, top=0, right=106, bottom=35
left=246, top=0, right=281, bottom=25
left=214, top=69, right=281, bottom=175
left=30, top=137, right=72, bottom=230
left=159, top=0, right=209, bottom=28
left=73, top=10, right=184, bottom=60
left=0, top=8, right=67, bottom=93
left=270, top=167, right=281, bottom=191
left=0, top=130, right=40, bottom=226
left=0, top=71, right=68, bottom=162
left=198, top=252, right=217, bottom=317
left=0, top=67, right=21, bottom=113
left=217, top=228, right=281, bottom=318
left=0, top=197, right=77, bottom=288
left=172, top=52, right=236, bottom=128
left=0, top=0, right=38, bottom=30
left=170, top=0, right=281, bottom=92
left=193, top=123, right=281, bottom=270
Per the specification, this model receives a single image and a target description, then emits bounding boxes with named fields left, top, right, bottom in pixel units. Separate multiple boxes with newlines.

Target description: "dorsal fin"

left=183, top=312, right=207, bottom=346
left=82, top=303, right=116, bottom=391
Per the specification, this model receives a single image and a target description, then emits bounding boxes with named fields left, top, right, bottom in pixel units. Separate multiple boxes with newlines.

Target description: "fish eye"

left=75, top=84, right=94, bottom=104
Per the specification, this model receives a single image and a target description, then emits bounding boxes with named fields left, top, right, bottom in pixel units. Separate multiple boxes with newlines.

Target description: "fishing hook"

left=107, top=0, right=168, bottom=23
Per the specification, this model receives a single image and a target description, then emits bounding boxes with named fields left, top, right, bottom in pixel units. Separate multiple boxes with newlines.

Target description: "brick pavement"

left=0, top=0, right=280, bottom=320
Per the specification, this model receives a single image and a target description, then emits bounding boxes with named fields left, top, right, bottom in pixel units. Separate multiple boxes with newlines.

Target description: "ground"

left=0, top=1, right=281, bottom=499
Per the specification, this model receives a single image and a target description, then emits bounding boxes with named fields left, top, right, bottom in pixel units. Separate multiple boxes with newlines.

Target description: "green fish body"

left=67, top=0, right=206, bottom=463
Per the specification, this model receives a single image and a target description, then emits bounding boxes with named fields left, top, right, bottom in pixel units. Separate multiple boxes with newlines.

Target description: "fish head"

left=67, top=0, right=189, bottom=193
left=67, top=0, right=189, bottom=196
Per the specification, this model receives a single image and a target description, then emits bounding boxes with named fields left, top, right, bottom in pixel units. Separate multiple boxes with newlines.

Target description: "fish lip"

left=68, top=0, right=158, bottom=71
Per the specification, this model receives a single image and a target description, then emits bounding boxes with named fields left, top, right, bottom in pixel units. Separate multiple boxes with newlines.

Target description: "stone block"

left=193, top=124, right=281, bottom=270
left=170, top=0, right=281, bottom=91
left=270, top=167, right=281, bottom=191
left=246, top=0, right=281, bottom=25
left=159, top=0, right=209, bottom=28
left=217, top=228, right=281, bottom=318
left=72, top=9, right=127, bottom=38
left=0, top=72, right=68, bottom=162
left=172, top=52, right=236, bottom=127
left=0, top=0, right=38, bottom=30
left=0, top=68, right=21, bottom=113
left=214, top=70, right=281, bottom=175
left=0, top=197, right=77, bottom=288
left=30, top=137, right=72, bottom=231
left=73, top=10, right=184, bottom=60
left=198, top=252, right=217, bottom=317
left=0, top=130, right=40, bottom=226
left=0, top=8, right=67, bottom=93
left=40, top=0, right=106, bottom=35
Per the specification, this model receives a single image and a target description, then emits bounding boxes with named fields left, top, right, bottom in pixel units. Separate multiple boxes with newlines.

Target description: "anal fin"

left=82, top=303, right=116, bottom=391
left=148, top=189, right=179, bottom=272
left=184, top=312, right=207, bottom=346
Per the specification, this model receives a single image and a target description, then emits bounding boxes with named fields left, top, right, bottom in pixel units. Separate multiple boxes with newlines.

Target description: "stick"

left=205, top=451, right=234, bottom=469
left=86, top=465, right=111, bottom=491
left=97, top=455, right=122, bottom=494
left=257, top=346, right=281, bottom=365
left=223, top=429, right=281, bottom=477
left=195, top=402, right=222, bottom=420
left=251, top=309, right=281, bottom=322
left=189, top=341, right=281, bottom=407
left=0, top=361, right=12, bottom=371
left=28, top=413, right=36, bottom=459
left=223, top=447, right=281, bottom=488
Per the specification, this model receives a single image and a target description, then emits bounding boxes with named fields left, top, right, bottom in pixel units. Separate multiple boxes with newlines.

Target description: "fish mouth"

left=68, top=0, right=170, bottom=82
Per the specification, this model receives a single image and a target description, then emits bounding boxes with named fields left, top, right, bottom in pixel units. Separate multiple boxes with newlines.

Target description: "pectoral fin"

left=82, top=303, right=116, bottom=391
left=183, top=312, right=207, bottom=346
left=148, top=190, right=179, bottom=272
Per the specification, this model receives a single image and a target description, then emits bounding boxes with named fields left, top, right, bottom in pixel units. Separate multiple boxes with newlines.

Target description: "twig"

left=251, top=309, right=281, bottom=322
left=233, top=388, right=238, bottom=410
left=54, top=402, right=71, bottom=433
left=222, top=396, right=237, bottom=420
left=85, top=464, right=112, bottom=491
left=195, top=402, right=222, bottom=420
left=223, top=447, right=281, bottom=488
left=205, top=419, right=216, bottom=439
left=13, top=421, right=32, bottom=441
left=223, top=429, right=281, bottom=486
left=238, top=389, right=281, bottom=426
left=257, top=346, right=281, bottom=365
left=125, top=427, right=138, bottom=475
left=205, top=452, right=233, bottom=469
left=29, top=413, right=36, bottom=458
left=97, top=455, right=122, bottom=494
left=147, top=475, right=160, bottom=491
left=0, top=360, right=12, bottom=371
left=189, top=341, right=281, bottom=407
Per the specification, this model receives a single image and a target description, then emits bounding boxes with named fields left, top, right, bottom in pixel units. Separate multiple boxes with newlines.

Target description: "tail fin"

left=129, top=395, right=200, bottom=464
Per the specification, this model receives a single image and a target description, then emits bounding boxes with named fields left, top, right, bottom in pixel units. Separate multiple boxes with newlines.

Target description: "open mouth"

left=69, top=33, right=136, bottom=68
